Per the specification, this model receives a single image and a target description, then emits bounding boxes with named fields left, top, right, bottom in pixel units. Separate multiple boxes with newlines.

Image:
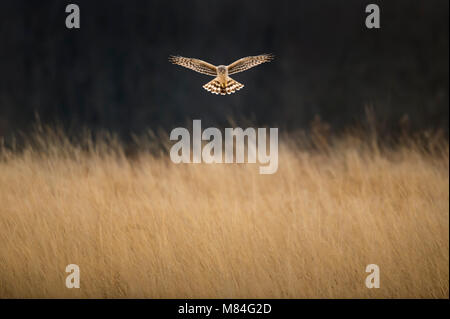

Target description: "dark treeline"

left=0, top=0, right=448, bottom=141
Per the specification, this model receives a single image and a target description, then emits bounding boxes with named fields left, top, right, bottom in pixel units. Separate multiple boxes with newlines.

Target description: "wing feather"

left=227, top=54, right=274, bottom=75
left=169, top=56, right=217, bottom=76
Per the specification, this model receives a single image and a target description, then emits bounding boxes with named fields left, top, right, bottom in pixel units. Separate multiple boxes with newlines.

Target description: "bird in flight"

left=169, top=54, right=274, bottom=95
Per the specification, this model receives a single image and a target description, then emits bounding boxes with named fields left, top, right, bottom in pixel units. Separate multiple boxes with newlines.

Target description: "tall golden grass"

left=0, top=126, right=448, bottom=298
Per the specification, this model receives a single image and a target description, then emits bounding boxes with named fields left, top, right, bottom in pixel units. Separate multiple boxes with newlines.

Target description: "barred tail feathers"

left=202, top=77, right=244, bottom=95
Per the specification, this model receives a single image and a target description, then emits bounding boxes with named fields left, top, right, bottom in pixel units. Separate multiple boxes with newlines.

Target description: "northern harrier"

left=168, top=54, right=274, bottom=95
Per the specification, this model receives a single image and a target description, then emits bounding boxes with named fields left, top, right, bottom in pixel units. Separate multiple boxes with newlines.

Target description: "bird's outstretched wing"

left=169, top=56, right=217, bottom=76
left=227, top=54, right=274, bottom=75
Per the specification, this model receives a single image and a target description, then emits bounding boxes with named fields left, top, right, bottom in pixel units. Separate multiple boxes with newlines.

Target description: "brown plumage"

left=169, top=54, right=274, bottom=95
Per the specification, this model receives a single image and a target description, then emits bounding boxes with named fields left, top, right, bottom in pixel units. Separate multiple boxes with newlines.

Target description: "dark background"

left=0, top=0, right=448, bottom=140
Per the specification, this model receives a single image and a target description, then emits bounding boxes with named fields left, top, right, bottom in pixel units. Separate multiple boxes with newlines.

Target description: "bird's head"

left=217, top=65, right=227, bottom=75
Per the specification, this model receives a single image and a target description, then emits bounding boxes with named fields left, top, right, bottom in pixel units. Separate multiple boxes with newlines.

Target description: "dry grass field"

left=0, top=126, right=448, bottom=298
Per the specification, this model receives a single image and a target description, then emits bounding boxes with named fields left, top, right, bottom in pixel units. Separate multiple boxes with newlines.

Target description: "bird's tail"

left=203, top=77, right=244, bottom=95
